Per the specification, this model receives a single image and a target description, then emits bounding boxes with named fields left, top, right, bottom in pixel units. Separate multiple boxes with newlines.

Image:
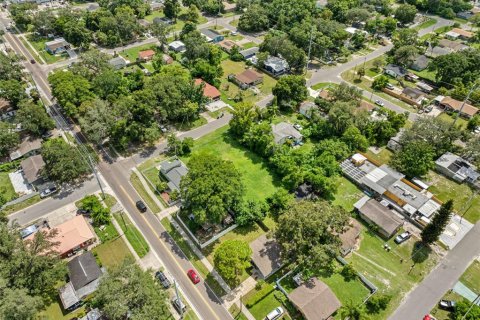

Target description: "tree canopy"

left=213, top=240, right=252, bottom=286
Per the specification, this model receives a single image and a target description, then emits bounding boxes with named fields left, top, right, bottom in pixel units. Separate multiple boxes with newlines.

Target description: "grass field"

left=332, top=176, right=364, bottom=212
left=113, top=212, right=150, bottom=258
left=426, top=171, right=480, bottom=223
left=0, top=172, right=17, bottom=202
left=130, top=172, right=162, bottom=213
left=365, top=148, right=393, bottom=165
left=460, top=260, right=480, bottom=294
left=414, top=18, right=437, bottom=31
left=429, top=290, right=464, bottom=320
left=436, top=112, right=468, bottom=130
left=37, top=298, right=86, bottom=320
left=92, top=236, right=133, bottom=270
left=229, top=303, right=249, bottom=320
left=1, top=194, right=41, bottom=215
left=119, top=43, right=158, bottom=62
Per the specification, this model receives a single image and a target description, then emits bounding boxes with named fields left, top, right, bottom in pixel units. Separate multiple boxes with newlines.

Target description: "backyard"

left=332, top=176, right=364, bottom=212
left=0, top=171, right=17, bottom=203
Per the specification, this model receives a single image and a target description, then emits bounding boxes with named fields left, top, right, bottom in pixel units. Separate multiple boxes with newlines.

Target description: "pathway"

left=131, top=167, right=166, bottom=211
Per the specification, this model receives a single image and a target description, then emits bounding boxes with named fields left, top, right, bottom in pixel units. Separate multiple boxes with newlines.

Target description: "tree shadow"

left=411, top=241, right=431, bottom=264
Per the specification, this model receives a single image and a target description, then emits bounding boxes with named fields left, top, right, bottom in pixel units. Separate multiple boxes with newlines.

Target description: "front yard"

left=24, top=35, right=68, bottom=64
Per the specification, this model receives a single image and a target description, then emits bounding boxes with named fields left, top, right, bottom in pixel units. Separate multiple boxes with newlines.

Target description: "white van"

left=265, top=307, right=284, bottom=320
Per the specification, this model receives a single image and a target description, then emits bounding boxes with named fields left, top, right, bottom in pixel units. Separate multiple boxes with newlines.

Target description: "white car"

left=375, top=100, right=384, bottom=107
left=293, top=124, right=303, bottom=131
left=265, top=307, right=284, bottom=320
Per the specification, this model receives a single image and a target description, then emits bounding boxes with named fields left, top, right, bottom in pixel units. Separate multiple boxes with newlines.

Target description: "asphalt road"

left=389, top=222, right=480, bottom=320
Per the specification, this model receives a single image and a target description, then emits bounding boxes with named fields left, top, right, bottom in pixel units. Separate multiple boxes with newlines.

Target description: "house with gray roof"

left=200, top=28, right=224, bottom=43
left=271, top=122, right=303, bottom=145
left=109, top=56, right=127, bottom=70
left=384, top=64, right=407, bottom=78
left=159, top=159, right=188, bottom=192
left=435, top=152, right=480, bottom=185
left=239, top=47, right=259, bottom=59
left=354, top=196, right=404, bottom=238
left=410, top=55, right=430, bottom=71
left=263, top=56, right=289, bottom=76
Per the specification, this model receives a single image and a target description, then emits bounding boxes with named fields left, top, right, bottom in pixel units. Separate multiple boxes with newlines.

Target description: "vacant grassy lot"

left=347, top=225, right=439, bottom=320
left=436, top=112, right=468, bottom=130
left=460, top=260, right=480, bottom=294
left=0, top=172, right=16, bottom=202
left=426, top=171, right=480, bottom=223
left=365, top=148, right=393, bottom=165
left=414, top=18, right=437, bottom=31
left=113, top=212, right=150, bottom=258
left=92, top=236, right=133, bottom=270
left=332, top=176, right=364, bottom=212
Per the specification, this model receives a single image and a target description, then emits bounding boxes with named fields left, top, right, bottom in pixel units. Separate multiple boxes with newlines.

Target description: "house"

left=45, top=38, right=69, bottom=55
left=21, top=155, right=45, bottom=187
left=217, top=39, right=238, bottom=53
left=231, top=69, right=263, bottom=89
left=159, top=159, right=188, bottom=192
left=263, top=56, right=289, bottom=76
left=223, top=1, right=236, bottom=12
left=384, top=64, right=407, bottom=78
left=200, top=28, right=224, bottom=43
left=435, top=152, right=480, bottom=184
left=338, top=218, right=361, bottom=256
left=427, top=45, right=452, bottom=58
left=10, top=136, right=42, bottom=160
left=249, top=234, right=283, bottom=279
left=161, top=54, right=173, bottom=64
left=299, top=101, right=319, bottom=119
left=108, top=56, right=127, bottom=70
left=239, top=47, right=259, bottom=60
left=194, top=78, right=221, bottom=101
left=402, top=87, right=426, bottom=104
left=457, top=11, right=474, bottom=20
left=434, top=95, right=479, bottom=118
left=288, top=278, right=342, bottom=320
left=417, top=82, right=434, bottom=94
left=341, top=153, right=442, bottom=220
left=25, top=215, right=96, bottom=258
left=59, top=252, right=104, bottom=311
left=354, top=196, right=404, bottom=238
left=410, top=55, right=430, bottom=71
left=438, top=39, right=469, bottom=52
left=138, top=49, right=155, bottom=61
left=153, top=17, right=173, bottom=25
left=168, top=40, right=186, bottom=52
left=271, top=122, right=303, bottom=145
left=445, top=28, right=473, bottom=41
left=387, top=128, right=405, bottom=152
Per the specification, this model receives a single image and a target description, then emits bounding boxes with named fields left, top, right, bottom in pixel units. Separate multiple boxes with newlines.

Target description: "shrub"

left=366, top=294, right=392, bottom=314
left=341, top=263, right=357, bottom=281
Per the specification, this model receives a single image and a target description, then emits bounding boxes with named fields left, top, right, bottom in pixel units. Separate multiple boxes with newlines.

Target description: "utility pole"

left=89, top=155, right=105, bottom=199
left=461, top=293, right=480, bottom=320
left=452, top=82, right=479, bottom=127
left=305, top=25, right=314, bottom=75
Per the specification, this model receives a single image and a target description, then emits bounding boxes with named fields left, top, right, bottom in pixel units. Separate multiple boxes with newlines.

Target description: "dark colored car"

left=136, top=200, right=147, bottom=212
left=172, top=297, right=186, bottom=314
left=76, top=209, right=90, bottom=216
left=394, top=231, right=412, bottom=244
left=187, top=269, right=200, bottom=284
left=155, top=271, right=171, bottom=288
left=30, top=59, right=36, bottom=64
left=439, top=300, right=456, bottom=311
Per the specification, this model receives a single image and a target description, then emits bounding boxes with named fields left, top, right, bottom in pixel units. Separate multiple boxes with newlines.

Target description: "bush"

left=366, top=294, right=392, bottom=314
left=340, top=264, right=357, bottom=281
left=79, top=195, right=111, bottom=226
left=0, top=160, right=21, bottom=173
left=255, top=279, right=265, bottom=290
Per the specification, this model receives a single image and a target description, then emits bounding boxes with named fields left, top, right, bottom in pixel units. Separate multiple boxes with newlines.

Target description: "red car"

left=187, top=269, right=200, bottom=284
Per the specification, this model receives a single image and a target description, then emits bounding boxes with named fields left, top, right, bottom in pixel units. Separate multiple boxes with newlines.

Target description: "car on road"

left=40, top=186, right=58, bottom=198
left=155, top=271, right=171, bottom=288
left=394, top=231, right=411, bottom=244
left=265, top=307, right=284, bottom=320
left=187, top=269, right=200, bottom=284
left=439, top=300, right=456, bottom=311
left=172, top=297, right=186, bottom=314
left=231, top=31, right=238, bottom=36
left=136, top=200, right=147, bottom=212
left=375, top=100, right=384, bottom=107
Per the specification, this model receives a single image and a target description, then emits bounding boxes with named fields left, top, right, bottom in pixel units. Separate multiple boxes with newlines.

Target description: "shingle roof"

left=68, top=252, right=103, bottom=290
left=194, top=79, right=221, bottom=99
left=235, top=69, right=263, bottom=84
left=139, top=49, right=155, bottom=59
left=20, top=155, right=45, bottom=183
left=10, top=136, right=42, bottom=160
left=355, top=197, right=403, bottom=235
left=441, top=96, right=478, bottom=117
left=239, top=47, right=259, bottom=58
left=249, top=234, right=283, bottom=278
left=159, top=159, right=188, bottom=191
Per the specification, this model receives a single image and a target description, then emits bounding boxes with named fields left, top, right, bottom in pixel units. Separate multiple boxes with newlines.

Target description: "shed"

left=249, top=234, right=283, bottom=279
left=354, top=196, right=404, bottom=238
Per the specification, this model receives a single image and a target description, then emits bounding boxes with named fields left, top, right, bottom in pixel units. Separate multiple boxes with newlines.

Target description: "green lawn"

left=414, top=18, right=437, bottom=31
left=311, top=82, right=338, bottom=90
left=144, top=9, right=207, bottom=30
left=137, top=154, right=166, bottom=172
left=436, top=112, right=468, bottom=130
left=113, top=212, right=150, bottom=258
left=119, top=43, right=158, bottom=62
left=319, top=269, right=369, bottom=309
left=426, top=171, right=480, bottom=223
left=347, top=225, right=439, bottom=320
left=0, top=172, right=17, bottom=202
left=139, top=167, right=168, bottom=207
left=94, top=221, right=119, bottom=243
left=24, top=35, right=67, bottom=64
left=1, top=194, right=42, bottom=215
left=229, top=303, right=249, bottom=320
left=365, top=148, right=393, bottom=165
left=332, top=176, right=364, bottom=212
left=460, top=260, right=480, bottom=294
left=181, top=126, right=284, bottom=201
left=410, top=68, right=437, bottom=83
left=130, top=172, right=161, bottom=213
left=174, top=115, right=208, bottom=131
left=37, top=298, right=86, bottom=320
left=241, top=42, right=257, bottom=49
left=429, top=290, right=464, bottom=320
left=144, top=10, right=165, bottom=22
left=92, top=236, right=133, bottom=270
left=103, top=194, right=118, bottom=209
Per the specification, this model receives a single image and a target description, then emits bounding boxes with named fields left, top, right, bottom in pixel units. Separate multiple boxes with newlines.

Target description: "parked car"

left=439, top=300, right=456, bottom=311
left=394, top=231, right=411, bottom=244
left=386, top=83, right=394, bottom=90
left=30, top=59, right=36, bottom=64
left=187, top=269, right=200, bottom=284
left=76, top=209, right=90, bottom=216
left=375, top=100, right=384, bottom=107
left=40, top=186, right=58, bottom=198
left=136, top=200, right=147, bottom=212
left=265, top=307, right=284, bottom=320
left=293, top=124, right=303, bottom=131
left=423, top=314, right=437, bottom=320
left=155, top=271, right=171, bottom=288
left=172, top=297, right=186, bottom=314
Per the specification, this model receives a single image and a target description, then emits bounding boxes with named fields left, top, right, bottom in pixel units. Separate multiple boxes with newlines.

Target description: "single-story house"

left=239, top=47, right=259, bottom=60
left=387, top=128, right=405, bottom=152
left=457, top=11, right=474, bottom=20
left=159, top=159, right=188, bottom=192
left=194, top=78, right=221, bottom=101
left=79, top=309, right=102, bottom=320
left=416, top=82, right=434, bottom=93
left=21, top=154, right=45, bottom=187
left=402, top=87, right=426, bottom=104
left=384, top=64, right=407, bottom=78
left=427, top=46, right=452, bottom=58
left=446, top=28, right=473, bottom=41
left=434, top=95, right=479, bottom=118
left=108, top=56, right=127, bottom=70
left=249, top=234, right=283, bottom=279
left=168, top=40, right=186, bottom=52
left=288, top=278, right=342, bottom=320
left=200, top=28, right=224, bottom=43
left=223, top=1, right=236, bottom=12
left=299, top=101, right=319, bottom=119
left=410, top=55, right=430, bottom=71
left=272, top=122, right=303, bottom=145
left=263, top=56, right=289, bottom=76
left=435, top=152, right=480, bottom=184
left=45, top=38, right=69, bottom=55
left=10, top=136, right=42, bottom=160
left=231, top=69, right=263, bottom=89
left=438, top=39, right=469, bottom=52
left=354, top=196, right=404, bottom=238
left=161, top=54, right=173, bottom=64
left=338, top=218, right=362, bottom=256
left=138, top=49, right=155, bottom=61
left=59, top=252, right=104, bottom=311
left=217, top=39, right=238, bottom=53
left=153, top=17, right=173, bottom=25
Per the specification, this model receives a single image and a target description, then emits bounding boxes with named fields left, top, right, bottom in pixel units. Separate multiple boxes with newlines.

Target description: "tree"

left=345, top=8, right=371, bottom=24
left=79, top=195, right=111, bottom=226
left=70, top=49, right=113, bottom=81
left=93, top=259, right=170, bottom=319
left=213, top=240, right=252, bottom=286
left=15, top=101, right=54, bottom=136
left=48, top=71, right=94, bottom=116
left=266, top=189, right=293, bottom=216
left=0, top=79, right=27, bottom=107
left=180, top=153, right=244, bottom=224
left=238, top=4, right=269, bottom=32
left=421, top=200, right=453, bottom=245
left=452, top=299, right=480, bottom=320
left=0, top=122, right=19, bottom=158
left=342, top=126, right=369, bottom=151
left=372, top=75, right=389, bottom=90
left=41, top=138, right=90, bottom=184
left=328, top=101, right=356, bottom=135
left=340, top=263, right=357, bottom=281
left=234, top=200, right=267, bottom=226
left=0, top=286, right=43, bottom=320
left=272, top=75, right=307, bottom=108
left=167, top=134, right=194, bottom=156
left=390, top=140, right=435, bottom=177
left=395, top=4, right=418, bottom=25
left=357, top=67, right=365, bottom=79
left=78, top=99, right=115, bottom=145
left=185, top=4, right=200, bottom=23
left=340, top=302, right=368, bottom=320
left=275, top=200, right=349, bottom=273
left=164, top=0, right=180, bottom=21
left=331, top=82, right=362, bottom=104
left=393, top=45, right=419, bottom=68
left=373, top=57, right=386, bottom=72
left=431, top=49, right=480, bottom=86
left=366, top=294, right=391, bottom=314
left=392, top=28, right=418, bottom=48
left=150, top=20, right=172, bottom=49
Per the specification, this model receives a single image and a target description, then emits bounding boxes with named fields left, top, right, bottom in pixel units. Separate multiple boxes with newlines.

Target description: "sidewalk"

left=131, top=167, right=165, bottom=211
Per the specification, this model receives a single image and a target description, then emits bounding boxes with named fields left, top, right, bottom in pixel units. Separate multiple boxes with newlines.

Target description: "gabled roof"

left=402, top=87, right=425, bottom=100
left=355, top=196, right=404, bottom=235
left=10, top=136, right=42, bottom=160
left=194, top=78, right=221, bottom=99
left=20, top=155, right=45, bottom=183
left=200, top=28, right=222, bottom=40
left=68, top=252, right=103, bottom=290
left=440, top=96, right=478, bottom=117
left=159, top=159, right=188, bottom=191
left=239, top=47, right=259, bottom=58
left=384, top=64, right=407, bottom=77
left=450, top=28, right=473, bottom=38
left=264, top=56, right=289, bottom=72
left=45, top=38, right=68, bottom=50
left=235, top=69, right=263, bottom=84
left=139, top=49, right=155, bottom=59
left=271, top=122, right=303, bottom=143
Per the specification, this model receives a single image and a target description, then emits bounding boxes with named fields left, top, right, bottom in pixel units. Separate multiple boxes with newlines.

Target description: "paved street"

left=389, top=222, right=480, bottom=320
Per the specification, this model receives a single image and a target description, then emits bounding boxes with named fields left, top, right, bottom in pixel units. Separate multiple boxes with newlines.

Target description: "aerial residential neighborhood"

left=0, top=0, right=480, bottom=319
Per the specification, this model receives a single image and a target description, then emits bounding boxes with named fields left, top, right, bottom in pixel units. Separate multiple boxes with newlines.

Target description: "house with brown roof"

left=230, top=69, right=263, bottom=89
left=338, top=218, right=362, bottom=256
left=249, top=234, right=283, bottom=279
left=438, top=39, right=469, bottom=52
left=194, top=78, right=221, bottom=101
left=445, top=28, right=474, bottom=41
left=162, top=54, right=173, bottom=65
left=223, top=1, right=236, bottom=12
left=217, top=39, right=238, bottom=53
left=138, top=49, right=155, bottom=61
left=10, top=136, right=42, bottom=160
left=288, top=278, right=342, bottom=320
left=354, top=196, right=404, bottom=238
left=435, top=95, right=479, bottom=118
left=21, top=155, right=45, bottom=187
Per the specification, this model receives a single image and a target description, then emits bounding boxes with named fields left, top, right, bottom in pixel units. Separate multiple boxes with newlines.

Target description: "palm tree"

left=340, top=301, right=368, bottom=320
